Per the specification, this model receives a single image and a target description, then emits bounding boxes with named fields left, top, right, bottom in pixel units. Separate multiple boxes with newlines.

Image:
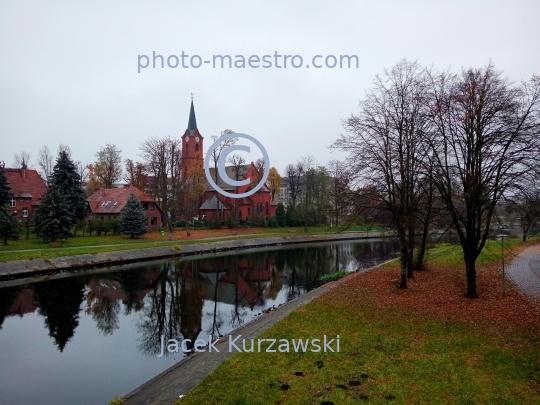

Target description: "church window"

left=195, top=143, right=199, bottom=152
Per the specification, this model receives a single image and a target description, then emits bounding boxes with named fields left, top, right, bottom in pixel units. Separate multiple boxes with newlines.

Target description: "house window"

left=22, top=208, right=28, bottom=218
left=9, top=198, right=15, bottom=207
left=150, top=203, right=154, bottom=211
left=20, top=197, right=24, bottom=202
left=247, top=207, right=250, bottom=216
left=151, top=217, right=158, bottom=225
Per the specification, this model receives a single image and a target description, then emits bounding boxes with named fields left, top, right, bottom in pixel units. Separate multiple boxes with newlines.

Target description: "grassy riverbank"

left=0, top=225, right=383, bottom=263
left=174, top=239, right=540, bottom=405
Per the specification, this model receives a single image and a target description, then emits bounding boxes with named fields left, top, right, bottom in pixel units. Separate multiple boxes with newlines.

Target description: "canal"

left=0, top=239, right=399, bottom=405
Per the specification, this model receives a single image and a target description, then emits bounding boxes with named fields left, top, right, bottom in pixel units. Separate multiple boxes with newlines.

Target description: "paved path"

left=506, top=244, right=540, bottom=302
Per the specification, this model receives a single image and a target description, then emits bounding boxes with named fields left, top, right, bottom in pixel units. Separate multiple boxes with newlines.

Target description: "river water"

left=0, top=239, right=399, bottom=405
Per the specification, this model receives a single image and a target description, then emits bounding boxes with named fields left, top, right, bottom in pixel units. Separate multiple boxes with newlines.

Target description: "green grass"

left=0, top=225, right=385, bottom=263
left=320, top=270, right=349, bottom=283
left=175, top=291, right=540, bottom=405
left=425, top=237, right=528, bottom=266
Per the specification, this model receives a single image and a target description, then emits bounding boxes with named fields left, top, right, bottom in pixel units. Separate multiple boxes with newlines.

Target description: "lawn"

left=0, top=224, right=383, bottom=262
left=174, top=239, right=540, bottom=405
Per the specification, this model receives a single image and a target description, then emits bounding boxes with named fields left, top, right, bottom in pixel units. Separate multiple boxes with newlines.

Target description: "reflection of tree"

left=180, top=269, right=205, bottom=350
left=137, top=262, right=205, bottom=356
left=117, top=267, right=147, bottom=315
left=0, top=286, right=22, bottom=330
left=86, top=290, right=120, bottom=335
left=33, top=278, right=86, bottom=352
left=265, top=267, right=283, bottom=301
left=206, top=257, right=226, bottom=339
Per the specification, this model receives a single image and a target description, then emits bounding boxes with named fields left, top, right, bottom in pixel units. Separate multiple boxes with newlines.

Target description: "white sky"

left=1, top=0, right=539, bottom=175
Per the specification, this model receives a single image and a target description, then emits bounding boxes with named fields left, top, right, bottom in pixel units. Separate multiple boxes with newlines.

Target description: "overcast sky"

left=1, top=0, right=539, bottom=177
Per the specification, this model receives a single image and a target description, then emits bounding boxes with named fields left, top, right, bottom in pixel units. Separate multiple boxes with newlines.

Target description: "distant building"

left=3, top=168, right=47, bottom=221
left=86, top=185, right=164, bottom=231
left=276, top=176, right=306, bottom=207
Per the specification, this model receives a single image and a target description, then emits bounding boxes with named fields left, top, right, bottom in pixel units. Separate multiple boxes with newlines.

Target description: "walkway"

left=506, top=244, right=540, bottom=302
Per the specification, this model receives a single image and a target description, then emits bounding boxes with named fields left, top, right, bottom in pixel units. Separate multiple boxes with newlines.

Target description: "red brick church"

left=182, top=100, right=276, bottom=221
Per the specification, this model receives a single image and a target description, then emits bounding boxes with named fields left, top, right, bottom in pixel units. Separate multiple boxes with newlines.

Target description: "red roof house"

left=4, top=168, right=47, bottom=221
left=86, top=186, right=164, bottom=231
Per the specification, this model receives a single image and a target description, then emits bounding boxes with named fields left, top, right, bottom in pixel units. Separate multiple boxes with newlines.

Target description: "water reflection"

left=0, top=239, right=399, bottom=405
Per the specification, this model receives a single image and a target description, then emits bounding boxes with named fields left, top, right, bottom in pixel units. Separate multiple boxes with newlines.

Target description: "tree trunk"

left=415, top=218, right=430, bottom=270
left=464, top=256, right=479, bottom=298
left=400, top=250, right=408, bottom=289
left=407, top=226, right=415, bottom=278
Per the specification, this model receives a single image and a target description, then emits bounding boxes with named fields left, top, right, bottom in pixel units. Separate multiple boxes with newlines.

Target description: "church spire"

left=187, top=98, right=197, bottom=135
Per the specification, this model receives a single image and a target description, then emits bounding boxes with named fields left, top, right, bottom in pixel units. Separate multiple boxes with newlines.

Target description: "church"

left=181, top=100, right=276, bottom=222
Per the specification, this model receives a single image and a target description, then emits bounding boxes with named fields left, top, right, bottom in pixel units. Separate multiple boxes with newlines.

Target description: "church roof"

left=187, top=99, right=197, bottom=135
left=206, top=165, right=251, bottom=191
left=199, top=195, right=232, bottom=210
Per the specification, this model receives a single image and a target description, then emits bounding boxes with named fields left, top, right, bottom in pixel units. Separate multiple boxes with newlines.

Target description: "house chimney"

left=100, top=186, right=105, bottom=197
left=22, top=169, right=25, bottom=179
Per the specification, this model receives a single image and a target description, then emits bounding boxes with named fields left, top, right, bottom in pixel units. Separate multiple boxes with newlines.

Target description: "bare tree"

left=13, top=151, right=31, bottom=169
left=326, top=160, right=351, bottom=227
left=505, top=174, right=540, bottom=241
left=227, top=153, right=246, bottom=221
left=75, top=161, right=88, bottom=186
left=37, top=146, right=54, bottom=182
left=209, top=129, right=237, bottom=218
left=58, top=144, right=72, bottom=157
left=95, top=143, right=122, bottom=188
left=140, top=136, right=183, bottom=230
left=333, top=59, right=432, bottom=288
left=426, top=63, right=540, bottom=298
left=285, top=161, right=305, bottom=207
left=124, top=159, right=148, bottom=190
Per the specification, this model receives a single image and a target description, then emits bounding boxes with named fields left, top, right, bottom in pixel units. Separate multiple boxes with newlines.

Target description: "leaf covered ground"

left=176, top=240, right=540, bottom=405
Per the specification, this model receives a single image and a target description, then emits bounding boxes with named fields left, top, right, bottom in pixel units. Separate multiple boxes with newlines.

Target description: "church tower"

left=181, top=98, right=204, bottom=179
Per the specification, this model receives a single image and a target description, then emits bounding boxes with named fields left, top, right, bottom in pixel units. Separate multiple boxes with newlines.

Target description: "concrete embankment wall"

left=0, top=231, right=395, bottom=281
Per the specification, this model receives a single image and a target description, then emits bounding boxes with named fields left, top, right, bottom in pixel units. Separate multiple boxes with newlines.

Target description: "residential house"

left=86, top=186, right=164, bottom=231
left=4, top=168, right=47, bottom=221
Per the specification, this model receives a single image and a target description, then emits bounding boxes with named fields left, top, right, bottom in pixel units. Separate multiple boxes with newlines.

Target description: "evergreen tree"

left=285, top=204, right=298, bottom=226
left=0, top=166, right=11, bottom=206
left=120, top=193, right=148, bottom=238
left=33, top=278, right=86, bottom=352
left=34, top=184, right=73, bottom=242
left=275, top=202, right=286, bottom=227
left=51, top=151, right=86, bottom=227
left=0, top=205, right=20, bottom=245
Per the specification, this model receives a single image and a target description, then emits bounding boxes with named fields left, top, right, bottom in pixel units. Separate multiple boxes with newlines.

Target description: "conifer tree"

left=275, top=203, right=286, bottom=227
left=0, top=205, right=20, bottom=245
left=0, top=166, right=19, bottom=245
left=34, top=184, right=73, bottom=242
left=0, top=166, right=11, bottom=206
left=51, top=151, right=86, bottom=227
left=120, top=193, right=148, bottom=238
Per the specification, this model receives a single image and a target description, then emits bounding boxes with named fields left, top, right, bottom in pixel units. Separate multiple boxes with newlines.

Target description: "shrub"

left=172, top=219, right=186, bottom=228
left=207, top=215, right=222, bottom=230
left=252, top=214, right=266, bottom=227
left=267, top=216, right=278, bottom=227
left=226, top=214, right=237, bottom=229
